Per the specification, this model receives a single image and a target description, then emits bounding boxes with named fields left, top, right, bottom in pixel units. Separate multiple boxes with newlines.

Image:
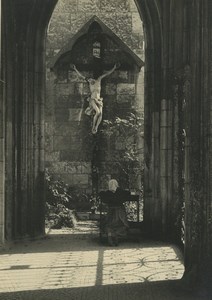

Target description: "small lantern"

left=93, top=41, right=101, bottom=58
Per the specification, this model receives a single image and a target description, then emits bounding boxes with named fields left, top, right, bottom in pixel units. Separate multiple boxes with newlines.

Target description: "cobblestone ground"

left=0, top=221, right=208, bottom=299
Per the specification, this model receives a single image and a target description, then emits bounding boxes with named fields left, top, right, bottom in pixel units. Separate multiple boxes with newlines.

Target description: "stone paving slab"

left=0, top=222, right=209, bottom=300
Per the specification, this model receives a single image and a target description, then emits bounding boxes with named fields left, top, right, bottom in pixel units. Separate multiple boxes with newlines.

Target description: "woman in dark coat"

left=99, top=179, right=130, bottom=246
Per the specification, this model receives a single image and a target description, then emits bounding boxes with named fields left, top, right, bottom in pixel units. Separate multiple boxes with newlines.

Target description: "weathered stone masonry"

left=1, top=0, right=212, bottom=293
left=45, top=0, right=144, bottom=193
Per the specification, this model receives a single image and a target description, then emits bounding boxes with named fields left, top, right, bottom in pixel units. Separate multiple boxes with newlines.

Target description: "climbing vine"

left=100, top=112, right=144, bottom=221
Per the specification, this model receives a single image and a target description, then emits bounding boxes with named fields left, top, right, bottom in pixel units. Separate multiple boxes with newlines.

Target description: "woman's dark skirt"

left=106, top=206, right=129, bottom=239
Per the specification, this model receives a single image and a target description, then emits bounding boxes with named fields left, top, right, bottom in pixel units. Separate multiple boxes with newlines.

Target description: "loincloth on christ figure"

left=85, top=97, right=103, bottom=116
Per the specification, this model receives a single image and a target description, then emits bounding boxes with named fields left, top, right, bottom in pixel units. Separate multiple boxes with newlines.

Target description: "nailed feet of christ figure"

left=71, top=63, right=119, bottom=134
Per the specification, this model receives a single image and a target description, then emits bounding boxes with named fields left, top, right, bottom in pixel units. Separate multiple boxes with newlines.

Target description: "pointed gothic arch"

left=1, top=0, right=212, bottom=293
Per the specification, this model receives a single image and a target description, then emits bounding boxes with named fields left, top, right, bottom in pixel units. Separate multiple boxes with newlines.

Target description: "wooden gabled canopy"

left=49, top=15, right=144, bottom=70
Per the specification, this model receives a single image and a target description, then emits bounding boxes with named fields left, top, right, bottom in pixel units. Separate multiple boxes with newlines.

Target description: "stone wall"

left=45, top=0, right=144, bottom=195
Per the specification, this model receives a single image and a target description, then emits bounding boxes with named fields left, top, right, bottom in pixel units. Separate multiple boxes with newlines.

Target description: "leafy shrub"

left=67, top=186, right=92, bottom=212
left=100, top=113, right=144, bottom=190
left=45, top=171, right=77, bottom=229
left=100, top=113, right=144, bottom=221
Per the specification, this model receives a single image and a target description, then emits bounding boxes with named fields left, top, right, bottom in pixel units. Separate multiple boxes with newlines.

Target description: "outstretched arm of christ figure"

left=98, top=63, right=119, bottom=80
left=70, top=64, right=87, bottom=81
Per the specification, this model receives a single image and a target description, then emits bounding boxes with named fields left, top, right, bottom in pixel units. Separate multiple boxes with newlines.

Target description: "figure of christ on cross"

left=71, top=63, right=119, bottom=134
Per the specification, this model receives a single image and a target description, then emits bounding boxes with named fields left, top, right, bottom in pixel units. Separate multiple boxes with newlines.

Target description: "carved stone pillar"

left=170, top=69, right=187, bottom=244
left=0, top=0, right=5, bottom=244
left=2, top=0, right=57, bottom=241
left=160, top=98, right=173, bottom=239
left=182, top=1, right=212, bottom=293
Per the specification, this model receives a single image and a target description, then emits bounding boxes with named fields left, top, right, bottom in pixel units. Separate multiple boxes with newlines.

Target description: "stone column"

left=170, top=71, right=187, bottom=244
left=2, top=0, right=58, bottom=240
left=160, top=99, right=173, bottom=238
left=0, top=0, right=5, bottom=245
left=182, top=1, right=212, bottom=294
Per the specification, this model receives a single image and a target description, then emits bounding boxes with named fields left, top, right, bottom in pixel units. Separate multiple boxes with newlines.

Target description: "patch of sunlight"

left=102, top=246, right=184, bottom=285
left=0, top=246, right=184, bottom=292
left=0, top=250, right=99, bottom=292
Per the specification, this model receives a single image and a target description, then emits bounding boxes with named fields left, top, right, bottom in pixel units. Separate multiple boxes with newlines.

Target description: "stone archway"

left=0, top=0, right=176, bottom=247
left=1, top=0, right=180, bottom=254
left=1, top=0, right=166, bottom=243
left=1, top=0, right=212, bottom=293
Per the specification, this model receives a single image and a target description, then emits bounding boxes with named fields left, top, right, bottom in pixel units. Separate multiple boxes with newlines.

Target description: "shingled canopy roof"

left=49, top=15, right=144, bottom=70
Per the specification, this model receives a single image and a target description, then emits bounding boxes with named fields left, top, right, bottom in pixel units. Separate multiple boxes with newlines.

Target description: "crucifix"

left=70, top=63, right=119, bottom=134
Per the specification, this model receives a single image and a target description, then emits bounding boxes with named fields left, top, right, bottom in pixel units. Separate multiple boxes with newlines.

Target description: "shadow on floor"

left=0, top=221, right=210, bottom=299
left=0, top=279, right=210, bottom=300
